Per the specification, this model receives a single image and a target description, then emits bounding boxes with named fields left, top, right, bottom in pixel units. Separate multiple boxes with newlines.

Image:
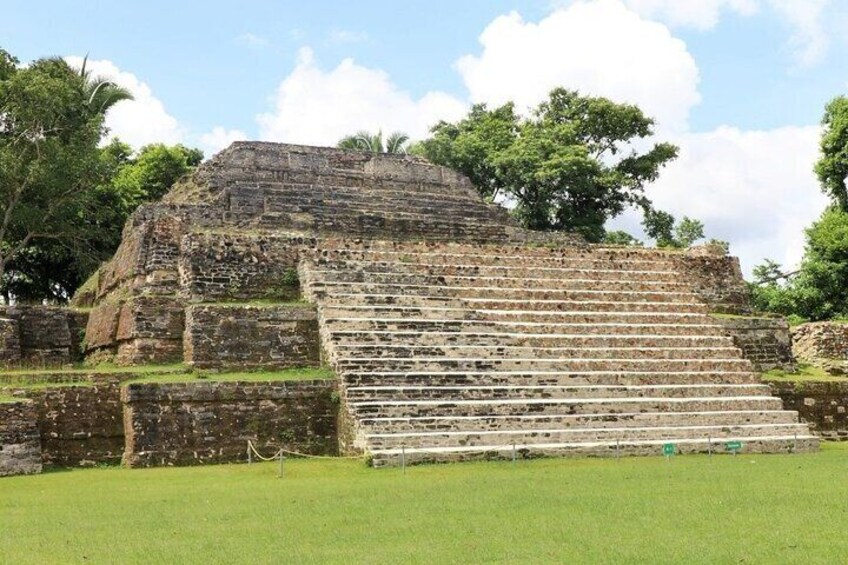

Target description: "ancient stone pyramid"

left=76, top=141, right=817, bottom=465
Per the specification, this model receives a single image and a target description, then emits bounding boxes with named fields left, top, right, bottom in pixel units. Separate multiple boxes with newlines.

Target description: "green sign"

left=725, top=441, right=743, bottom=452
left=662, top=443, right=675, bottom=456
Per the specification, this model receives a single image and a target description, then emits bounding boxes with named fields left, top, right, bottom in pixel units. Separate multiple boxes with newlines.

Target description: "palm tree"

left=50, top=55, right=134, bottom=115
left=337, top=130, right=410, bottom=154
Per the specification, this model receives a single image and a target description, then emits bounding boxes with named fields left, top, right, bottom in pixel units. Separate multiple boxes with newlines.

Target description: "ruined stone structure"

left=0, top=306, right=88, bottom=367
left=0, top=142, right=818, bottom=472
left=715, top=316, right=795, bottom=372
left=792, top=322, right=848, bottom=374
left=0, top=400, right=41, bottom=476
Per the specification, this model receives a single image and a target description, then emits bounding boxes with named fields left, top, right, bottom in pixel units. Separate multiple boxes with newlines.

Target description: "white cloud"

left=609, top=125, right=828, bottom=274
left=768, top=0, right=831, bottom=67
left=199, top=126, right=248, bottom=156
left=597, top=0, right=831, bottom=67
left=620, top=0, right=758, bottom=30
left=455, top=1, right=701, bottom=133
left=236, top=33, right=270, bottom=49
left=65, top=56, right=183, bottom=148
left=256, top=48, right=467, bottom=145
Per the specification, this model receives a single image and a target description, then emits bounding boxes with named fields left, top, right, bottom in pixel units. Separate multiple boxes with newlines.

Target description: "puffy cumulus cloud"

left=455, top=0, right=700, bottom=133
left=608, top=125, right=828, bottom=274
left=256, top=48, right=467, bottom=145
left=621, top=0, right=758, bottom=30
left=198, top=126, right=248, bottom=156
left=65, top=56, right=183, bottom=148
left=600, top=0, right=831, bottom=67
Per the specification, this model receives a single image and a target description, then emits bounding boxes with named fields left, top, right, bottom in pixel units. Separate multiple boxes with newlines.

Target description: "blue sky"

left=3, top=0, right=846, bottom=273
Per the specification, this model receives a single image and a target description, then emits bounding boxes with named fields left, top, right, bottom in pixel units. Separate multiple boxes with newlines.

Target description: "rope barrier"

left=246, top=440, right=366, bottom=461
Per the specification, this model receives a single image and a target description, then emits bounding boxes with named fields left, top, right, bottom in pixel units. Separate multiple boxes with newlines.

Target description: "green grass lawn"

left=3, top=445, right=848, bottom=564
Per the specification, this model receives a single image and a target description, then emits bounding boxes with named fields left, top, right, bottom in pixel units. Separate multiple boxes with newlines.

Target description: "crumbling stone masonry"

left=792, top=322, right=848, bottom=374
left=184, top=304, right=320, bottom=370
left=0, top=306, right=89, bottom=367
left=769, top=381, right=848, bottom=441
left=121, top=380, right=338, bottom=467
left=715, top=316, right=795, bottom=372
left=0, top=401, right=41, bottom=476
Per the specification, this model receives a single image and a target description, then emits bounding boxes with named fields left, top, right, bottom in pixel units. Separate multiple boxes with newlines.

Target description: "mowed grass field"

left=3, top=445, right=848, bottom=564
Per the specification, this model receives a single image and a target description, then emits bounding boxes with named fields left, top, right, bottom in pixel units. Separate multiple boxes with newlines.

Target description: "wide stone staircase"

left=301, top=240, right=818, bottom=466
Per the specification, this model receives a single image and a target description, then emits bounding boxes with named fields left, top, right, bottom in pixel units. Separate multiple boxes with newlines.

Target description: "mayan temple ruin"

left=0, top=142, right=818, bottom=473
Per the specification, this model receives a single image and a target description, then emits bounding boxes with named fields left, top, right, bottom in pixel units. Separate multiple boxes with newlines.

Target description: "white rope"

left=247, top=440, right=365, bottom=461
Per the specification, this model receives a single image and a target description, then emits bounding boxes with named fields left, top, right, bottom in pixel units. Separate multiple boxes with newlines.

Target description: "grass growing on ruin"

left=0, top=394, right=19, bottom=403
left=0, top=362, right=186, bottom=377
left=762, top=363, right=847, bottom=382
left=123, top=366, right=335, bottom=385
left=3, top=444, right=848, bottom=563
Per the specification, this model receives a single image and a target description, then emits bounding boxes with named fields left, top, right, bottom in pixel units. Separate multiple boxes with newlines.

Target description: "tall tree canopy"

left=0, top=47, right=202, bottom=302
left=815, top=96, right=848, bottom=211
left=0, top=53, right=126, bottom=300
left=416, top=88, right=679, bottom=241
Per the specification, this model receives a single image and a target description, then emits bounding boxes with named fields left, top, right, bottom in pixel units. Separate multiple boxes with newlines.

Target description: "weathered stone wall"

left=122, top=379, right=338, bottom=467
left=0, top=317, right=21, bottom=364
left=770, top=381, right=848, bottom=440
left=792, top=323, right=848, bottom=374
left=184, top=305, right=320, bottom=370
left=716, top=316, right=794, bottom=372
left=674, top=246, right=751, bottom=314
left=179, top=232, right=305, bottom=301
left=0, top=306, right=89, bottom=367
left=22, top=384, right=124, bottom=467
left=0, top=400, right=41, bottom=476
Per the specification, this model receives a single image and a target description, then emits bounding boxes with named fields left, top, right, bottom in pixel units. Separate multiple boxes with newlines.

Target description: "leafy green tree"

left=642, top=210, right=705, bottom=248
left=0, top=54, right=109, bottom=296
left=111, top=143, right=203, bottom=209
left=338, top=130, right=410, bottom=154
left=602, top=230, right=643, bottom=246
left=418, top=88, right=679, bottom=241
left=750, top=208, right=848, bottom=321
left=815, top=96, right=848, bottom=210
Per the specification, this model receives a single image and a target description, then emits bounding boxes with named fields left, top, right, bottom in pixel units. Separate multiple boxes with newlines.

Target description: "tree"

left=750, top=208, right=848, bottom=321
left=603, top=230, right=643, bottom=246
left=815, top=96, right=848, bottom=210
left=642, top=211, right=705, bottom=248
left=338, top=130, right=410, bottom=154
left=111, top=143, right=203, bottom=209
left=0, top=54, right=108, bottom=295
left=417, top=88, right=679, bottom=241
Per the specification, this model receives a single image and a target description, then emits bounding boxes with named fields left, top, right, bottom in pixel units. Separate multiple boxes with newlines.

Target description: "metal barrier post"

left=247, top=442, right=252, bottom=465
left=708, top=436, right=712, bottom=458
left=279, top=450, right=284, bottom=478
left=401, top=445, right=406, bottom=474
left=512, top=443, right=516, bottom=465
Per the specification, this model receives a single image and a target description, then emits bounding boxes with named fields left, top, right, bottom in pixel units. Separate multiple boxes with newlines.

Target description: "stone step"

left=333, top=344, right=743, bottom=361
left=345, top=383, right=771, bottom=402
left=349, top=395, right=782, bottom=418
left=308, top=282, right=700, bottom=304
left=312, top=239, right=686, bottom=260
left=365, top=423, right=810, bottom=450
left=310, top=260, right=684, bottom=282
left=318, top=294, right=706, bottom=314
left=320, top=305, right=712, bottom=324
left=322, top=319, right=728, bottom=337
left=259, top=181, right=491, bottom=207
left=342, top=370, right=761, bottom=387
left=314, top=248, right=683, bottom=270
left=368, top=436, right=818, bottom=466
left=328, top=331, right=734, bottom=348
left=304, top=270, right=694, bottom=293
left=359, top=410, right=800, bottom=434
left=336, top=357, right=752, bottom=373
left=260, top=184, right=507, bottom=217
